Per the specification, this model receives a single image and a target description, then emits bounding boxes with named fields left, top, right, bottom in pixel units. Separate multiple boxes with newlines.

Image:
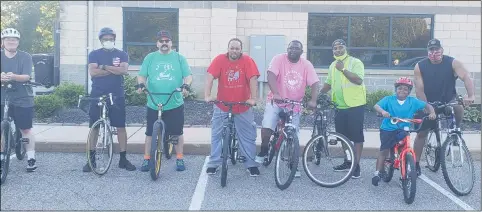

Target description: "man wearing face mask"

left=83, top=27, right=136, bottom=172
left=204, top=38, right=260, bottom=176
left=1, top=28, right=38, bottom=172
left=256, top=40, right=320, bottom=178
left=412, top=38, right=475, bottom=176
left=320, top=39, right=367, bottom=179
left=137, top=30, right=193, bottom=172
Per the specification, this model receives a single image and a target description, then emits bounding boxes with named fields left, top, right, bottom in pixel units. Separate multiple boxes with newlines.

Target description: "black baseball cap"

left=156, top=30, right=172, bottom=40
left=332, top=39, right=347, bottom=48
left=427, top=39, right=442, bottom=49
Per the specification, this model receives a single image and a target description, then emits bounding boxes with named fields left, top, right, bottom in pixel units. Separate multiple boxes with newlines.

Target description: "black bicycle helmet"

left=98, top=27, right=116, bottom=40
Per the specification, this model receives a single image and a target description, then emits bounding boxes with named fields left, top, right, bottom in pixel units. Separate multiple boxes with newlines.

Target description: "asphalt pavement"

left=1, top=152, right=480, bottom=211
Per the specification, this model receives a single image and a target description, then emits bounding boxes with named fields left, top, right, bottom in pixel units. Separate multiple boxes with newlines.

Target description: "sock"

left=120, top=151, right=126, bottom=160
left=374, top=170, right=379, bottom=176
left=144, top=155, right=150, bottom=160
left=27, top=150, right=35, bottom=160
left=176, top=153, right=183, bottom=159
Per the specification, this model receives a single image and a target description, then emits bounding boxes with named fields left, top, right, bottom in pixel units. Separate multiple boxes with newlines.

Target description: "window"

left=123, top=8, right=179, bottom=65
left=307, top=14, right=434, bottom=69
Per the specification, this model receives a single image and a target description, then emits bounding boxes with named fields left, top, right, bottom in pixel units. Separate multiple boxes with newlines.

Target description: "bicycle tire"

left=230, top=132, right=237, bottom=165
left=221, top=127, right=231, bottom=187
left=1, top=121, right=13, bottom=185
left=263, top=132, right=278, bottom=167
left=163, top=134, right=174, bottom=160
left=14, top=128, right=26, bottom=160
left=440, top=134, right=475, bottom=196
left=302, top=132, right=355, bottom=188
left=424, top=129, right=441, bottom=172
left=382, top=148, right=395, bottom=183
left=402, top=153, right=417, bottom=204
left=87, top=120, right=114, bottom=176
left=274, top=133, right=299, bottom=190
left=150, top=121, right=164, bottom=181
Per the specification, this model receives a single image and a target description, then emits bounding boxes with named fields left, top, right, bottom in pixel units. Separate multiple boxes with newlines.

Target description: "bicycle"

left=209, top=100, right=255, bottom=188
left=421, top=95, right=475, bottom=196
left=302, top=94, right=355, bottom=188
left=78, top=93, right=118, bottom=176
left=380, top=116, right=430, bottom=204
left=1, top=81, right=49, bottom=185
left=137, top=84, right=189, bottom=181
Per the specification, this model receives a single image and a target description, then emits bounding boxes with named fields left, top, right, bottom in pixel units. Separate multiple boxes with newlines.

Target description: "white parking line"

left=189, top=156, right=209, bottom=211
left=419, top=174, right=474, bottom=211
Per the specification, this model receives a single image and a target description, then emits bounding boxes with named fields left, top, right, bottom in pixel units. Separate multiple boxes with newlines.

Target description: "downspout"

left=85, top=1, right=94, bottom=95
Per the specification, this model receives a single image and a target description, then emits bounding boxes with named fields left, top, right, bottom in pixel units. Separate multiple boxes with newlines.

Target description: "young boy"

left=372, top=77, right=436, bottom=186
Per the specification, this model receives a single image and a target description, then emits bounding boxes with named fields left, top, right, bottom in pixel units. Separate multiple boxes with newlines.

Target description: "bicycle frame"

left=272, top=99, right=302, bottom=151
left=78, top=93, right=116, bottom=135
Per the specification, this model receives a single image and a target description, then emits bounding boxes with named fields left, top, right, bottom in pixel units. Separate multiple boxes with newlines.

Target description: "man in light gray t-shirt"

left=0, top=28, right=37, bottom=172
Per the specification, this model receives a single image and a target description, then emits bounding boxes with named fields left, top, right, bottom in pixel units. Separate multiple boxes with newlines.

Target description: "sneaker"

left=416, top=162, right=421, bottom=176
left=140, top=159, right=149, bottom=172
left=26, top=158, right=37, bottom=172
left=295, top=170, right=301, bottom=178
left=206, top=167, right=217, bottom=175
left=351, top=164, right=361, bottom=179
left=372, top=173, right=381, bottom=186
left=255, top=151, right=267, bottom=164
left=333, top=161, right=352, bottom=172
left=247, top=167, right=260, bottom=176
left=119, top=158, right=136, bottom=171
left=176, top=159, right=186, bottom=171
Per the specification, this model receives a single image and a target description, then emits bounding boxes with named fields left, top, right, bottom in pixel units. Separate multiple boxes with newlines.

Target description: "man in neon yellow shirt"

left=320, top=39, right=367, bottom=179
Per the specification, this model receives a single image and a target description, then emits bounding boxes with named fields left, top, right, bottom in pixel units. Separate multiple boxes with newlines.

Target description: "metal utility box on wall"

left=249, top=35, right=286, bottom=83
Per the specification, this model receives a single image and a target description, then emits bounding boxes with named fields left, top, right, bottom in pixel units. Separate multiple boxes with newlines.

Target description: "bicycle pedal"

left=237, top=156, right=246, bottom=163
left=20, top=138, right=29, bottom=143
left=169, top=135, right=179, bottom=145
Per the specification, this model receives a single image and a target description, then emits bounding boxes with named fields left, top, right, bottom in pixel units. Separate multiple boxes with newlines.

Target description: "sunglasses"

left=158, top=39, right=171, bottom=43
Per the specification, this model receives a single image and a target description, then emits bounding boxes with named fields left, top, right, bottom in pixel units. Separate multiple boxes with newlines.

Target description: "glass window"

left=392, top=17, right=432, bottom=48
left=307, top=49, right=334, bottom=67
left=308, top=16, right=348, bottom=47
left=392, top=50, right=427, bottom=69
left=350, top=16, right=390, bottom=48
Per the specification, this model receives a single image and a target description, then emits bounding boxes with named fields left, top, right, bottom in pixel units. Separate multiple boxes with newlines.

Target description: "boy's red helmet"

left=394, top=77, right=413, bottom=90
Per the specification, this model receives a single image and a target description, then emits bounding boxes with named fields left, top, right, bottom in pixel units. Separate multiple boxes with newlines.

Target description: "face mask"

left=102, top=41, right=114, bottom=50
left=334, top=52, right=348, bottom=61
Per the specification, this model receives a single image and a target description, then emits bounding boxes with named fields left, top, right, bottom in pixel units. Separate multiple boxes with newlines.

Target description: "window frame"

left=122, top=7, right=180, bottom=65
left=307, top=13, right=435, bottom=70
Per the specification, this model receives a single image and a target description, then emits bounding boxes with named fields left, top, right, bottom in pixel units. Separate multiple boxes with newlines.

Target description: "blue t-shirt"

left=88, top=48, right=128, bottom=98
left=377, top=95, right=426, bottom=131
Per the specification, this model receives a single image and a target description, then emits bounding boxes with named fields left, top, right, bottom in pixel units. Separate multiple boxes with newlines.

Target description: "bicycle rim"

left=275, top=134, right=299, bottom=190
left=1, top=122, right=12, bottom=185
left=302, top=132, right=354, bottom=188
left=441, top=135, right=475, bottom=196
left=424, top=130, right=441, bottom=172
left=150, top=123, right=164, bottom=181
left=221, top=127, right=231, bottom=187
left=402, top=153, right=417, bottom=204
left=87, top=121, right=113, bottom=176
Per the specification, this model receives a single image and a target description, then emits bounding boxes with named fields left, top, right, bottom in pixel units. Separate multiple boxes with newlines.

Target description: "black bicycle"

left=137, top=84, right=189, bottom=181
left=209, top=100, right=255, bottom=188
left=422, top=95, right=475, bottom=196
left=302, top=94, right=355, bottom=188
left=1, top=81, right=49, bottom=185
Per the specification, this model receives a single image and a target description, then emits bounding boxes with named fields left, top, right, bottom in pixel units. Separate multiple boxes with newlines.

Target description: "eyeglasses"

left=159, top=39, right=171, bottom=43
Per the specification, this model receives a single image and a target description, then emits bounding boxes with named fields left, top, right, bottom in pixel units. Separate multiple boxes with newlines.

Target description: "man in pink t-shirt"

left=256, top=40, right=320, bottom=177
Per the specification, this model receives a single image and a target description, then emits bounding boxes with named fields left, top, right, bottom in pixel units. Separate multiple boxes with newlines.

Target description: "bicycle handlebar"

left=78, top=93, right=114, bottom=108
left=1, top=80, right=51, bottom=89
left=429, top=95, right=464, bottom=109
left=377, top=114, right=431, bottom=132
left=135, top=84, right=189, bottom=107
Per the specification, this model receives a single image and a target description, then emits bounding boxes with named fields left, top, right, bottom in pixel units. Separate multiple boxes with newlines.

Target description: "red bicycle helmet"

left=394, top=77, right=413, bottom=90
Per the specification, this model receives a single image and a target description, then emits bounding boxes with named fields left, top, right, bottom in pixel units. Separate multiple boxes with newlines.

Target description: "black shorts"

left=335, top=105, right=365, bottom=143
left=379, top=129, right=408, bottom=151
left=0, top=105, right=33, bottom=130
left=89, top=97, right=126, bottom=128
left=145, top=104, right=184, bottom=136
left=413, top=110, right=436, bottom=131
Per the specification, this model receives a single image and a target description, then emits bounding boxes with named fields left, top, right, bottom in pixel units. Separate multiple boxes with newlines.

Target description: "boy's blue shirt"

left=376, top=95, right=426, bottom=131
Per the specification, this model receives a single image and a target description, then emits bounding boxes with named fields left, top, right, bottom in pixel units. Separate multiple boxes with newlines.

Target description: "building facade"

left=59, top=1, right=481, bottom=102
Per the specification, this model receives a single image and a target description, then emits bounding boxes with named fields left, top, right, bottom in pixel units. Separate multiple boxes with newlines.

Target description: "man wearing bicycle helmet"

left=204, top=38, right=260, bottom=176
left=412, top=38, right=475, bottom=176
left=137, top=30, right=192, bottom=172
left=83, top=27, right=136, bottom=172
left=371, top=77, right=435, bottom=186
left=0, top=28, right=37, bottom=172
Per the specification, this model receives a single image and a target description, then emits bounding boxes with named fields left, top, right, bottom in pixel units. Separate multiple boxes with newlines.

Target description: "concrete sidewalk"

left=31, top=124, right=481, bottom=160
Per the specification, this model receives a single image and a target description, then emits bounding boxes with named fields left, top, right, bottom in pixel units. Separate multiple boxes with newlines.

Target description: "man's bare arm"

left=310, top=81, right=320, bottom=100
left=452, top=59, right=475, bottom=98
left=184, top=74, right=193, bottom=86
left=413, top=63, right=427, bottom=102
left=249, top=76, right=258, bottom=100
left=204, top=73, right=215, bottom=98
left=105, top=62, right=129, bottom=75
left=89, top=63, right=111, bottom=78
left=342, top=71, right=363, bottom=85
left=267, top=71, right=279, bottom=95
left=320, top=83, right=331, bottom=93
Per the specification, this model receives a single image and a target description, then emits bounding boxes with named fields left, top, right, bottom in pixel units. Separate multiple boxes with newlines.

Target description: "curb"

left=35, top=141, right=481, bottom=161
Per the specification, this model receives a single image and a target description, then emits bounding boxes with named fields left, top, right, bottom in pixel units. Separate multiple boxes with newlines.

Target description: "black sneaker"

left=351, top=164, right=361, bottom=179
left=372, top=175, right=381, bottom=186
left=247, top=167, right=260, bottom=177
left=206, top=167, right=217, bottom=175
left=119, top=158, right=136, bottom=171
left=26, top=159, right=37, bottom=172
left=333, top=161, right=352, bottom=172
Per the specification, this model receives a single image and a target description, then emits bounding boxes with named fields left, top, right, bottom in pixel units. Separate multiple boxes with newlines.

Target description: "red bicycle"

left=380, top=115, right=430, bottom=204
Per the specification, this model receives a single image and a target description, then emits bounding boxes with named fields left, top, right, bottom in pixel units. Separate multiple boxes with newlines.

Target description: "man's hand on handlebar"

left=463, top=94, right=475, bottom=107
left=246, top=98, right=256, bottom=106
left=380, top=110, right=390, bottom=118
left=135, top=83, right=145, bottom=94
left=181, top=84, right=190, bottom=98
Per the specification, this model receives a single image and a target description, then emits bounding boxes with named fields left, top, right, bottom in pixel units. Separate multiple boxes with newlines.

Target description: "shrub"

left=34, top=94, right=64, bottom=120
left=463, top=106, right=481, bottom=123
left=52, top=82, right=85, bottom=108
left=366, top=89, right=393, bottom=111
left=124, top=75, right=147, bottom=106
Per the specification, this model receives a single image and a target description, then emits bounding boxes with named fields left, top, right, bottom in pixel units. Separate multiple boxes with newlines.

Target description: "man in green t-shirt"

left=136, top=30, right=193, bottom=172
left=320, top=39, right=367, bottom=179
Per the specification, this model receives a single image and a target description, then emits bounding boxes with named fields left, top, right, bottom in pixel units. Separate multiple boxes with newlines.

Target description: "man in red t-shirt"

left=204, top=38, right=261, bottom=176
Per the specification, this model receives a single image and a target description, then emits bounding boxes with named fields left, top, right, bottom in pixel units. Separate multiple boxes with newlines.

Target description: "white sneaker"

left=255, top=155, right=265, bottom=164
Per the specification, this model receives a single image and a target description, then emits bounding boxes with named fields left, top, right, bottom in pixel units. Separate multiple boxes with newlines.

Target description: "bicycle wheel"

left=230, top=136, right=237, bottom=165
left=263, top=131, right=278, bottom=167
left=14, top=128, right=26, bottom=160
left=302, top=132, right=355, bottom=188
left=221, top=127, right=231, bottom=187
left=382, top=148, right=395, bottom=183
left=402, top=153, right=417, bottom=204
left=87, top=120, right=114, bottom=176
left=1, top=121, right=13, bottom=185
left=163, top=134, right=174, bottom=160
left=274, top=133, right=299, bottom=190
left=150, top=121, right=164, bottom=181
left=440, top=134, right=475, bottom=196
left=424, top=129, right=441, bottom=172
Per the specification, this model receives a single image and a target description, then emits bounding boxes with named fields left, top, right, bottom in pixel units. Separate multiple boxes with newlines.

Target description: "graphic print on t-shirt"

left=155, top=62, right=175, bottom=81
left=224, top=65, right=244, bottom=88
left=283, top=68, right=303, bottom=91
